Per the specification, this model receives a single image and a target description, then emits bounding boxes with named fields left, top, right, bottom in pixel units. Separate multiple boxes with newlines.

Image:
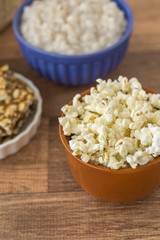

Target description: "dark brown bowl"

left=59, top=87, right=160, bottom=202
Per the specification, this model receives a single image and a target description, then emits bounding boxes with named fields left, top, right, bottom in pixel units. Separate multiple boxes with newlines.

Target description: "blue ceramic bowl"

left=13, top=0, right=133, bottom=86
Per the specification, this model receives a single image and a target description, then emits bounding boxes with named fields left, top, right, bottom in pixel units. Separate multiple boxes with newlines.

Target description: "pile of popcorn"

left=59, top=77, right=160, bottom=169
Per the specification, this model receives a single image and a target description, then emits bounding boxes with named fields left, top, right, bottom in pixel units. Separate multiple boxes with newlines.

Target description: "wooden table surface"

left=0, top=0, right=160, bottom=239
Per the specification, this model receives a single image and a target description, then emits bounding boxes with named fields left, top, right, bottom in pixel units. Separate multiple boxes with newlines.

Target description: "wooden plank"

left=0, top=0, right=160, bottom=239
left=0, top=118, right=49, bottom=194
left=125, top=0, right=160, bottom=53
left=108, top=51, right=160, bottom=92
left=0, top=191, right=160, bottom=240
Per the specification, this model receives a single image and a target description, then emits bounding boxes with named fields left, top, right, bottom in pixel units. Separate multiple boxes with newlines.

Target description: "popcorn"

left=115, top=118, right=131, bottom=129
left=119, top=76, right=129, bottom=92
left=81, top=154, right=90, bottom=163
left=149, top=93, right=160, bottom=109
left=134, top=127, right=152, bottom=146
left=59, top=116, right=81, bottom=136
left=129, top=77, right=142, bottom=90
left=59, top=76, right=160, bottom=169
left=115, top=137, right=138, bottom=157
left=146, top=125, right=160, bottom=156
left=150, top=111, right=160, bottom=126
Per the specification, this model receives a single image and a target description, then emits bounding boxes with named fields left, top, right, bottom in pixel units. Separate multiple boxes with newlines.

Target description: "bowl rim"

left=13, top=0, right=134, bottom=59
left=59, top=86, right=160, bottom=175
left=0, top=72, right=42, bottom=150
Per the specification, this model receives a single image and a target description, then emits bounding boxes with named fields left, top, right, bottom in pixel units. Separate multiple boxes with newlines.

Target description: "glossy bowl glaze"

left=59, top=87, right=160, bottom=202
left=13, top=0, right=133, bottom=86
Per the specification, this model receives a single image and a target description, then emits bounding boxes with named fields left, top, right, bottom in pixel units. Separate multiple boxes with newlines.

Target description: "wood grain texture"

left=0, top=191, right=160, bottom=240
left=0, top=0, right=160, bottom=239
left=0, top=118, right=48, bottom=194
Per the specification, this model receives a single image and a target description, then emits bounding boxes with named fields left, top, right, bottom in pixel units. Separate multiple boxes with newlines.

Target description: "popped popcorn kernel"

left=59, top=77, right=160, bottom=169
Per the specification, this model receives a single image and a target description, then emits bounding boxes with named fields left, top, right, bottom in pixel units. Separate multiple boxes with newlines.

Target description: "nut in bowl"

left=13, top=0, right=133, bottom=85
left=0, top=65, right=42, bottom=159
left=59, top=77, right=160, bottom=202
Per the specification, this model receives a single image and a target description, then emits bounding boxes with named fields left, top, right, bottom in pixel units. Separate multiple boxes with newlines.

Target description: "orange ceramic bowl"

left=59, top=87, right=160, bottom=202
